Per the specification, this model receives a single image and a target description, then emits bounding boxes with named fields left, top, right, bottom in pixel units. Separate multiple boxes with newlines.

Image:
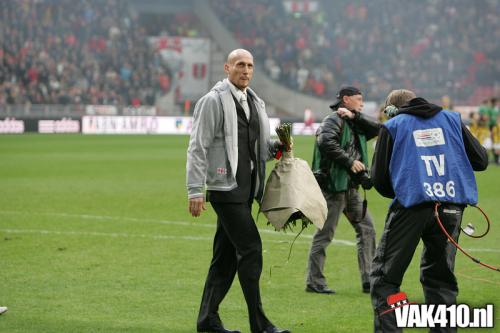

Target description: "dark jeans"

left=197, top=201, right=272, bottom=333
left=370, top=202, right=463, bottom=333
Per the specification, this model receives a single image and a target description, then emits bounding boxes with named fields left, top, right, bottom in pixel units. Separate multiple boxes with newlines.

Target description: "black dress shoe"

left=262, top=327, right=291, bottom=333
left=197, top=326, right=241, bottom=333
left=305, top=284, right=336, bottom=294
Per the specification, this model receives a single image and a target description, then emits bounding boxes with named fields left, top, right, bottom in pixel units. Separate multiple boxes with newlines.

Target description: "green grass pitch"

left=0, top=134, right=499, bottom=332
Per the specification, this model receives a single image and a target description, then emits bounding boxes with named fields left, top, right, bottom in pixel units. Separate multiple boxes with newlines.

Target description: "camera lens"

left=357, top=171, right=373, bottom=190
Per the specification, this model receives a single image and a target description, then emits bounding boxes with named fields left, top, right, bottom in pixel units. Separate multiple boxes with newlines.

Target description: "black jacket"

left=317, top=111, right=380, bottom=173
left=371, top=97, right=489, bottom=199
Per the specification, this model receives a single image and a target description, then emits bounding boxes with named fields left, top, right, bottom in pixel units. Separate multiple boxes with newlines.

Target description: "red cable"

left=434, top=202, right=500, bottom=272
left=462, top=204, right=491, bottom=238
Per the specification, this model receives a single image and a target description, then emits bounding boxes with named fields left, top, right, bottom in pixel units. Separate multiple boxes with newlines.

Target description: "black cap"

left=329, top=86, right=362, bottom=110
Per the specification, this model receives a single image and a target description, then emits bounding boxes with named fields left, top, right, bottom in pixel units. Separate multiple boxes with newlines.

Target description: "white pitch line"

left=0, top=228, right=212, bottom=241
left=0, top=228, right=314, bottom=245
left=2, top=210, right=499, bottom=253
left=465, top=248, right=500, bottom=253
left=0, top=209, right=357, bottom=246
left=0, top=210, right=212, bottom=228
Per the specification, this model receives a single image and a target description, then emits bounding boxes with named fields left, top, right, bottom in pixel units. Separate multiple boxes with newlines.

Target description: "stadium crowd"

left=0, top=0, right=497, bottom=108
left=0, top=0, right=202, bottom=107
left=211, top=0, right=499, bottom=105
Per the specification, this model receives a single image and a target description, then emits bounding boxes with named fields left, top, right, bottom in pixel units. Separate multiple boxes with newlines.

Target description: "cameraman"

left=370, top=90, right=488, bottom=332
left=306, top=87, right=380, bottom=294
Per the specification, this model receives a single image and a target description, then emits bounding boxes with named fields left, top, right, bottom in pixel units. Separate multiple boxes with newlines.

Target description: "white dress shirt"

left=228, top=80, right=250, bottom=120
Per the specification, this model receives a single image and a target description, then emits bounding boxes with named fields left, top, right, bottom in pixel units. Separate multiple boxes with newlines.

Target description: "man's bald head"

left=225, top=49, right=254, bottom=90
left=226, top=49, right=253, bottom=64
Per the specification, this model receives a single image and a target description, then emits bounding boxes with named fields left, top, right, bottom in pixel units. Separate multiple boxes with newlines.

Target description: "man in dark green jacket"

left=306, top=87, right=380, bottom=294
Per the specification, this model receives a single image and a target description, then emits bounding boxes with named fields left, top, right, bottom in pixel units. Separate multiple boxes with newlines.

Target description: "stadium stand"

left=0, top=0, right=498, bottom=110
left=210, top=0, right=499, bottom=105
left=0, top=0, right=202, bottom=107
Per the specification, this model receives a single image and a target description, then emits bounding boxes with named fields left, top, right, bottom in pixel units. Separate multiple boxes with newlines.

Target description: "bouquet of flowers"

left=275, top=123, right=293, bottom=158
left=260, top=123, right=327, bottom=232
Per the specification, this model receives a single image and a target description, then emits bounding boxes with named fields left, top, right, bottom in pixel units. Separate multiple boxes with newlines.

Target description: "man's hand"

left=277, top=139, right=293, bottom=152
left=189, top=197, right=206, bottom=217
left=337, top=107, right=355, bottom=119
left=351, top=160, right=366, bottom=173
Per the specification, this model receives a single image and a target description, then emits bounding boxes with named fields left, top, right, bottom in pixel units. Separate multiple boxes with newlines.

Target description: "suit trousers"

left=197, top=201, right=272, bottom=333
left=306, top=188, right=376, bottom=288
left=370, top=202, right=462, bottom=333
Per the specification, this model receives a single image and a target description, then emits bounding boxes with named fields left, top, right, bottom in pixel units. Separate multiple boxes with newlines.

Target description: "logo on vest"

left=413, top=128, right=445, bottom=147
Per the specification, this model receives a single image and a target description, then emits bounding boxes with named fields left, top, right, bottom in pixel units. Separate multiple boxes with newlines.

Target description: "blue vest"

left=384, top=111, right=477, bottom=207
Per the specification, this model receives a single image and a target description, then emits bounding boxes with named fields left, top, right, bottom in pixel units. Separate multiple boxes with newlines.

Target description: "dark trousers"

left=370, top=202, right=463, bottom=333
left=197, top=201, right=272, bottom=333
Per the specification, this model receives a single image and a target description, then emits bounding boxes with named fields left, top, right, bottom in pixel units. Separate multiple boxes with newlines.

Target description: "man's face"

left=225, top=53, right=254, bottom=90
left=343, top=94, right=364, bottom=112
